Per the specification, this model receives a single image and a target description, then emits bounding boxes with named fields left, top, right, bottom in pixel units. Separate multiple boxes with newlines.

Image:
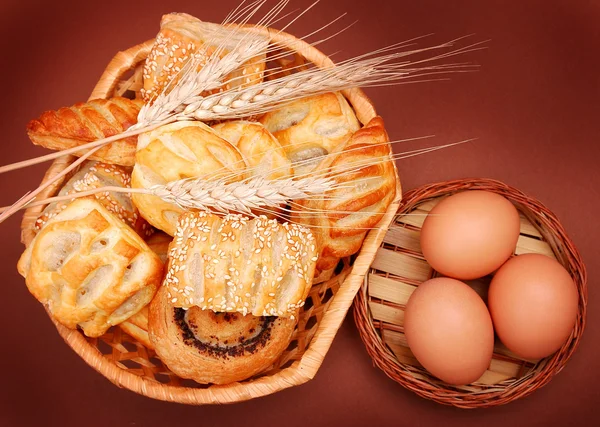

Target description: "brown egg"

left=420, top=191, right=521, bottom=280
left=488, top=253, right=578, bottom=359
left=404, top=277, right=495, bottom=385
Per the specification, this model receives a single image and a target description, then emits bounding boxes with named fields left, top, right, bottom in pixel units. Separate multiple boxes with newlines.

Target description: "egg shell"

left=404, top=277, right=495, bottom=385
left=488, top=253, right=578, bottom=360
left=420, top=191, right=521, bottom=280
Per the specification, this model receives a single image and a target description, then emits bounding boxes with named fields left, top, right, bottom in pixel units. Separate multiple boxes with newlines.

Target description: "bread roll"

left=142, top=13, right=267, bottom=102
left=149, top=286, right=296, bottom=384
left=291, top=116, right=397, bottom=277
left=35, top=161, right=150, bottom=237
left=259, top=92, right=360, bottom=175
left=131, top=121, right=246, bottom=236
left=165, top=211, right=317, bottom=317
left=17, top=198, right=164, bottom=337
left=26, top=97, right=142, bottom=166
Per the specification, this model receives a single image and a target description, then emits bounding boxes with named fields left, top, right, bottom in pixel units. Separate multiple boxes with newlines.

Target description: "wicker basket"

left=353, top=178, right=587, bottom=408
left=19, top=27, right=401, bottom=404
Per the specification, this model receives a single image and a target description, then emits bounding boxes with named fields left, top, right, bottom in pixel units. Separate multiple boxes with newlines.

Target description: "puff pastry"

left=119, top=232, right=172, bottom=348
left=164, top=211, right=317, bottom=317
left=211, top=121, right=293, bottom=181
left=259, top=92, right=360, bottom=175
left=17, top=198, right=164, bottom=337
left=131, top=121, right=246, bottom=236
left=26, top=97, right=142, bottom=166
left=149, top=286, right=296, bottom=384
left=35, top=161, right=150, bottom=237
left=291, top=116, right=397, bottom=277
left=142, top=13, right=267, bottom=102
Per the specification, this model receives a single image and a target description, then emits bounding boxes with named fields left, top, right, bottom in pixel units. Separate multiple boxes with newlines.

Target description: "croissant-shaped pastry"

left=26, top=97, right=143, bottom=166
left=291, top=116, right=397, bottom=278
left=164, top=211, right=317, bottom=317
left=149, top=286, right=297, bottom=384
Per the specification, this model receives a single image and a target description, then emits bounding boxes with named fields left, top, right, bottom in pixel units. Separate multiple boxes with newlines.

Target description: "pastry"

left=211, top=121, right=293, bottom=181
left=259, top=92, right=360, bottom=175
left=119, top=232, right=172, bottom=348
left=149, top=286, right=297, bottom=384
left=164, top=211, right=317, bottom=317
left=131, top=121, right=246, bottom=236
left=26, top=97, right=142, bottom=166
left=291, top=116, right=397, bottom=278
left=35, top=161, right=150, bottom=237
left=17, top=198, right=164, bottom=337
left=141, top=13, right=267, bottom=102
left=119, top=306, right=153, bottom=349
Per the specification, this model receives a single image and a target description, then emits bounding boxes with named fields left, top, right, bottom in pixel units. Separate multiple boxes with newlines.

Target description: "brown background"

left=0, top=0, right=598, bottom=426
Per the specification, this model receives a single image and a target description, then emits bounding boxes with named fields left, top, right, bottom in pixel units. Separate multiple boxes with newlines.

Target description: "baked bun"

left=142, top=13, right=267, bottom=102
left=149, top=286, right=296, bottom=384
left=26, top=97, right=142, bottom=166
left=259, top=92, right=360, bottom=175
left=131, top=121, right=246, bottom=235
left=17, top=198, right=164, bottom=337
left=165, top=211, right=317, bottom=317
left=35, top=161, right=150, bottom=237
left=119, top=232, right=172, bottom=348
left=211, top=121, right=293, bottom=180
left=291, top=116, right=397, bottom=277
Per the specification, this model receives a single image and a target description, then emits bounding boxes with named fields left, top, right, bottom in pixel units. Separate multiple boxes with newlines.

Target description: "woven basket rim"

left=19, top=25, right=402, bottom=404
left=353, top=177, right=587, bottom=409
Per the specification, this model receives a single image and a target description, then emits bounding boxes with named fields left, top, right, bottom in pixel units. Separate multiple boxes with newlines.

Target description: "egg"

left=488, top=253, right=578, bottom=359
left=404, top=277, right=494, bottom=385
left=420, top=191, right=521, bottom=280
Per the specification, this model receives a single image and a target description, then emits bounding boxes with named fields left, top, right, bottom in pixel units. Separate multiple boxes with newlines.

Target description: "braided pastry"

left=26, top=97, right=142, bottom=166
left=291, top=116, right=397, bottom=278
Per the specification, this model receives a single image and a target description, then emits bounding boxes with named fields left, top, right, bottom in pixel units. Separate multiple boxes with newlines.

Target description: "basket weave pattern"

left=19, top=29, right=401, bottom=404
left=353, top=178, right=587, bottom=408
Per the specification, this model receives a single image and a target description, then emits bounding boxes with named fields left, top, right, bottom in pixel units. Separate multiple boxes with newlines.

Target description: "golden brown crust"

left=291, top=116, right=397, bottom=274
left=131, top=121, right=247, bottom=236
left=26, top=97, right=143, bottom=166
left=35, top=161, right=151, bottom=237
left=119, top=232, right=172, bottom=348
left=141, top=13, right=267, bottom=102
left=119, top=307, right=153, bottom=349
left=259, top=92, right=360, bottom=175
left=149, top=286, right=296, bottom=384
left=17, top=198, right=164, bottom=337
left=164, top=211, right=317, bottom=317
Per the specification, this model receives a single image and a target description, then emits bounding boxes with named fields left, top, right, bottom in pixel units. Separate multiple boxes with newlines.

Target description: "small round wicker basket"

left=19, top=28, right=401, bottom=404
left=353, top=178, right=587, bottom=409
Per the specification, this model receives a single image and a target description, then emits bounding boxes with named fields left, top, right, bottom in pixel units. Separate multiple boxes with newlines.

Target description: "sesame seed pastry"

left=35, top=161, right=151, bottom=237
left=131, top=121, right=247, bottom=236
left=119, top=232, right=172, bottom=349
left=259, top=92, right=360, bottom=175
left=291, top=116, right=397, bottom=280
left=17, top=198, right=164, bottom=338
left=141, top=12, right=267, bottom=103
left=149, top=285, right=297, bottom=385
left=26, top=97, right=143, bottom=166
left=164, top=211, right=317, bottom=317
